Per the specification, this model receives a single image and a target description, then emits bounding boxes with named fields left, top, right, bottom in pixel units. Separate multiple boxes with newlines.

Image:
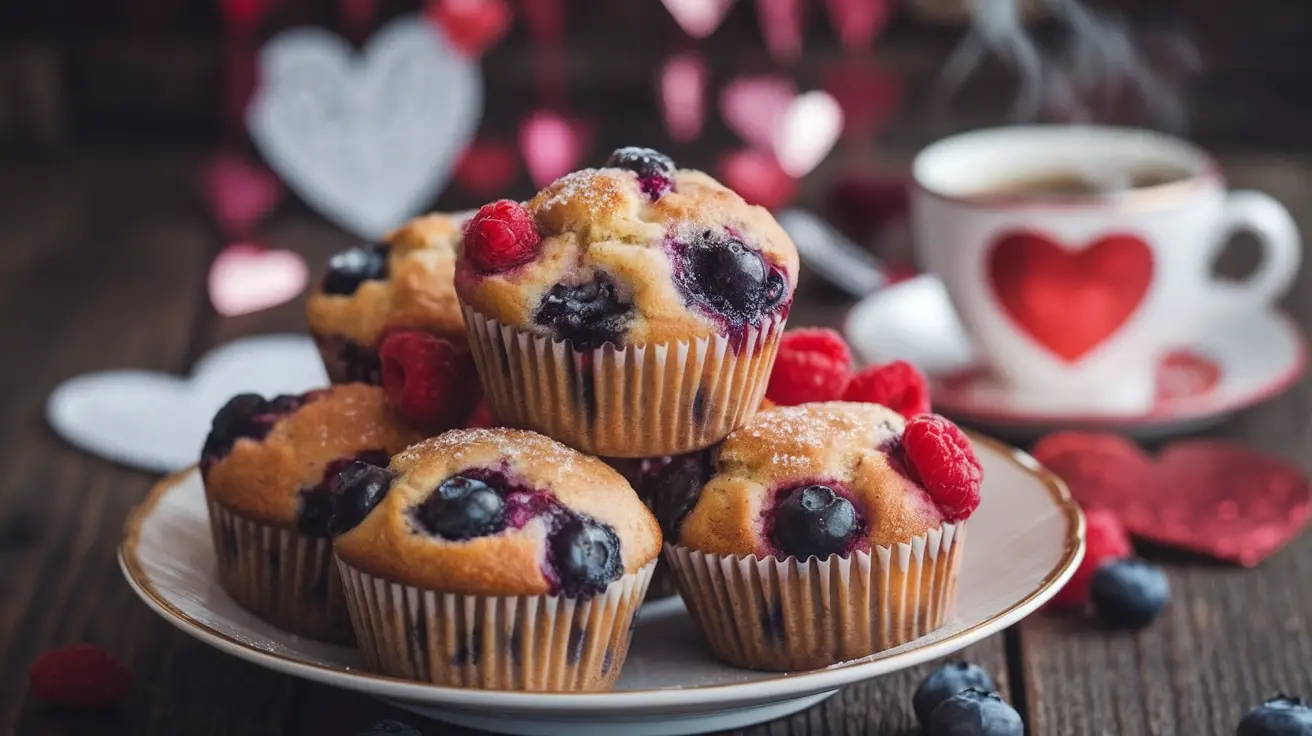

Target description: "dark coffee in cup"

left=965, top=166, right=1191, bottom=200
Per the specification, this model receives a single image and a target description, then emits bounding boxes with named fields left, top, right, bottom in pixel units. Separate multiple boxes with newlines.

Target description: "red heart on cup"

left=989, top=231, right=1154, bottom=362
left=1032, top=432, right=1312, bottom=567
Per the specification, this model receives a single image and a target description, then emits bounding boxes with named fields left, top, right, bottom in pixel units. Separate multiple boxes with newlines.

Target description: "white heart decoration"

left=46, top=335, right=328, bottom=473
left=661, top=0, right=736, bottom=38
left=247, top=15, right=482, bottom=240
left=207, top=244, right=309, bottom=316
left=774, top=90, right=844, bottom=177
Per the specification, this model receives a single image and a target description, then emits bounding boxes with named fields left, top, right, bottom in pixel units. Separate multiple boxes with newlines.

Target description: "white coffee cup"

left=910, top=125, right=1301, bottom=413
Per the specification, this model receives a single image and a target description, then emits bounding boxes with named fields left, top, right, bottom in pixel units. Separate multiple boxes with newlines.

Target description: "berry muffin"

left=455, top=147, right=799, bottom=457
left=201, top=384, right=422, bottom=642
left=332, top=428, right=662, bottom=690
left=307, top=212, right=470, bottom=384
left=661, top=402, right=982, bottom=670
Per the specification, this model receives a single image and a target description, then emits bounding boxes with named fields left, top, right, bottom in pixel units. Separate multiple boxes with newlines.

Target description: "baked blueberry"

left=534, top=274, right=634, bottom=350
left=551, top=515, right=623, bottom=597
left=1090, top=558, right=1169, bottom=629
left=606, top=146, right=675, bottom=198
left=1238, top=695, right=1312, bottom=736
left=416, top=474, right=507, bottom=540
left=914, top=661, right=997, bottom=725
left=771, top=484, right=861, bottom=560
left=202, top=393, right=271, bottom=461
left=679, top=235, right=785, bottom=325
left=267, top=393, right=306, bottom=414
left=330, top=461, right=396, bottom=536
left=927, top=689, right=1023, bottom=736
left=645, top=453, right=711, bottom=539
left=298, top=450, right=392, bottom=537
left=322, top=243, right=389, bottom=296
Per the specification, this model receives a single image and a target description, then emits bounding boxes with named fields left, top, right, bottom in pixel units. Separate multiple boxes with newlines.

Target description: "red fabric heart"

left=454, top=138, right=519, bottom=197
left=427, top=0, right=513, bottom=58
left=1032, top=432, right=1312, bottom=567
left=989, top=231, right=1154, bottom=362
left=199, top=154, right=284, bottom=237
left=717, top=149, right=797, bottom=210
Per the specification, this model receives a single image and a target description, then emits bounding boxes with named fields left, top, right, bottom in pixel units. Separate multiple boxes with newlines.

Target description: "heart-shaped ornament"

left=454, top=137, right=519, bottom=197
left=426, top=0, right=513, bottom=57
left=720, top=75, right=797, bottom=153
left=755, top=0, right=806, bottom=62
left=519, top=110, right=591, bottom=188
left=247, top=14, right=482, bottom=240
left=661, top=0, right=736, bottom=38
left=718, top=149, right=797, bottom=210
left=659, top=53, right=707, bottom=142
left=989, top=231, right=1154, bottom=362
left=208, top=243, right=310, bottom=317
left=824, top=61, right=902, bottom=140
left=199, top=153, right=285, bottom=236
left=774, top=90, right=843, bottom=177
left=825, top=0, right=890, bottom=49
left=46, top=335, right=327, bottom=473
left=1032, top=432, right=1312, bottom=567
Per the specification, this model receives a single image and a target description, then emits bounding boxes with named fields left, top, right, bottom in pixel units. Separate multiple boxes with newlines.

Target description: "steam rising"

left=934, top=0, right=1202, bottom=131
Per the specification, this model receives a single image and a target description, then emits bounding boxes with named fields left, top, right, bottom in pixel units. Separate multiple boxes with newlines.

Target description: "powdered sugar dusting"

left=392, top=427, right=581, bottom=475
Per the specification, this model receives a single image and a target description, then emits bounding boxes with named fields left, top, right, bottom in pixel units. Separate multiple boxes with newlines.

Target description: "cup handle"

left=1207, top=190, right=1301, bottom=313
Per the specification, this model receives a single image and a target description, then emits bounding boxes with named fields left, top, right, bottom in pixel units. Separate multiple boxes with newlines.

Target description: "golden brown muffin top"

left=677, top=402, right=949, bottom=558
left=455, top=151, right=800, bottom=347
left=306, top=212, right=470, bottom=347
left=333, top=428, right=663, bottom=597
left=201, top=384, right=423, bottom=530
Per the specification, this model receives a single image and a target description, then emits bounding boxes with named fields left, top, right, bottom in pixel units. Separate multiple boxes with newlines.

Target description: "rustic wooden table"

left=1, top=141, right=1311, bottom=736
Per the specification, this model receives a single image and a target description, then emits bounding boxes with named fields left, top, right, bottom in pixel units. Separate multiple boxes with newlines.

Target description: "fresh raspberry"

left=842, top=360, right=931, bottom=418
left=464, top=399, right=497, bottom=428
left=899, top=414, right=983, bottom=521
left=29, top=644, right=132, bottom=708
left=464, top=199, right=540, bottom=273
left=1050, top=508, right=1133, bottom=608
left=379, top=330, right=480, bottom=430
left=765, top=328, right=853, bottom=406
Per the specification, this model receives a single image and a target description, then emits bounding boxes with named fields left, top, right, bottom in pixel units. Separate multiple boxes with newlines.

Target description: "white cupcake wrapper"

left=663, top=522, right=965, bottom=671
left=462, top=307, right=784, bottom=458
left=335, top=559, right=656, bottom=691
left=207, top=500, right=354, bottom=643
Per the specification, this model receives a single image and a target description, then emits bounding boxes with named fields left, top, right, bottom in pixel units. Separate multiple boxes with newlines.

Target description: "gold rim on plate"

left=118, top=432, right=1085, bottom=702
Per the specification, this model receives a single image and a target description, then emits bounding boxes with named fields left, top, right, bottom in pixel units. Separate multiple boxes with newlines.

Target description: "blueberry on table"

left=927, top=688, right=1024, bottom=736
left=551, top=515, right=623, bottom=598
left=322, top=243, right=389, bottom=296
left=771, top=485, right=860, bottom=560
left=914, top=661, right=997, bottom=725
left=355, top=719, right=421, bottom=736
left=416, top=474, right=507, bottom=541
left=534, top=274, right=634, bottom=350
left=329, top=461, right=396, bottom=536
left=1090, top=558, right=1170, bottom=629
left=1238, top=695, right=1312, bottom=736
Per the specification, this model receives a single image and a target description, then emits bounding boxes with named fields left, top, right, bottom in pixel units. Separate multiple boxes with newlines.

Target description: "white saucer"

left=844, top=276, right=1308, bottom=441
left=120, top=437, right=1082, bottom=736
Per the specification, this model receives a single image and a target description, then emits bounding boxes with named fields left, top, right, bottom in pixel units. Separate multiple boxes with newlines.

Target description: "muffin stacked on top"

left=196, top=145, right=983, bottom=689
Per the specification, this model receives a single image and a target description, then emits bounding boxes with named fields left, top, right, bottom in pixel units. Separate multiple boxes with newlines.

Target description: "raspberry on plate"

left=379, top=329, right=480, bottom=430
left=842, top=360, right=930, bottom=418
left=1049, top=507, right=1132, bottom=608
left=765, top=328, right=852, bottom=406
left=464, top=199, right=541, bottom=273
left=899, top=413, right=983, bottom=521
left=29, top=644, right=132, bottom=708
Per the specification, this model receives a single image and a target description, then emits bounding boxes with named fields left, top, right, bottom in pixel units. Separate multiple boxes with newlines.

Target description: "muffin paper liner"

left=335, top=559, right=656, bottom=691
left=462, top=307, right=785, bottom=458
left=207, top=499, right=354, bottom=643
left=663, top=522, right=965, bottom=671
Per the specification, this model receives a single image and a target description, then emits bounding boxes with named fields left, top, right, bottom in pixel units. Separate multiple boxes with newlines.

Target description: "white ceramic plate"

left=844, top=276, right=1308, bottom=442
left=120, top=436, right=1083, bottom=736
